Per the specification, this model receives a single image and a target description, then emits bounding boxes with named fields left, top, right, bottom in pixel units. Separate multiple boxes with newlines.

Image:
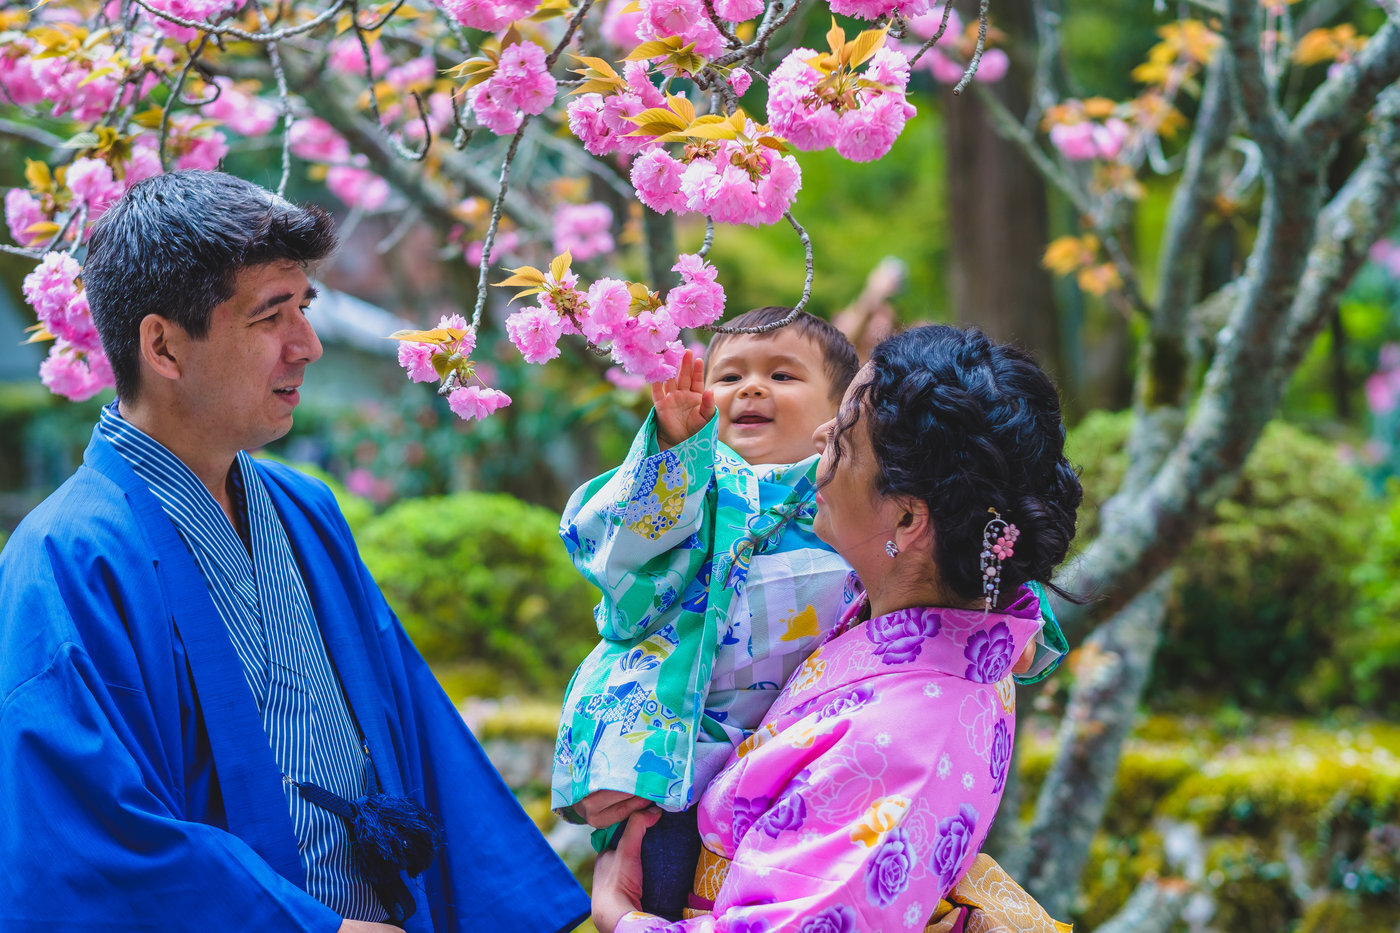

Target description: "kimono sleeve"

left=560, top=411, right=722, bottom=642
left=0, top=641, right=339, bottom=932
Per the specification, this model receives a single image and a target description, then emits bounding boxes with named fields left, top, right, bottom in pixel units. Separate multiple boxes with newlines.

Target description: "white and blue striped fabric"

left=98, top=404, right=387, bottom=922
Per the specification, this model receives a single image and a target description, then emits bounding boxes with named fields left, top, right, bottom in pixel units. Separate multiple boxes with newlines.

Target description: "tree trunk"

left=942, top=0, right=1065, bottom=384
left=1023, top=573, right=1174, bottom=917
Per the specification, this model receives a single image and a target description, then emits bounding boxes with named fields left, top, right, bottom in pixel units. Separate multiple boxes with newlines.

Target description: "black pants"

left=637, top=806, right=703, bottom=921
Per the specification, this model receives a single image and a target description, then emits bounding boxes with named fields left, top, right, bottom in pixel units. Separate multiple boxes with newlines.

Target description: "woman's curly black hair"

left=829, top=325, right=1083, bottom=604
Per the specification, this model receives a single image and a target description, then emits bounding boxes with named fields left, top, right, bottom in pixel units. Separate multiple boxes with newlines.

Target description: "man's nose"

left=290, top=313, right=323, bottom=364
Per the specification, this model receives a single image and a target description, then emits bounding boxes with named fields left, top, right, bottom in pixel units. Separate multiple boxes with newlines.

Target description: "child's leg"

left=638, top=806, right=703, bottom=920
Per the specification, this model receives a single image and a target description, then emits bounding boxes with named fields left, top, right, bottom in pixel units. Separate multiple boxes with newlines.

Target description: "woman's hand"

left=653, top=350, right=715, bottom=451
left=573, top=790, right=653, bottom=828
left=591, top=808, right=662, bottom=933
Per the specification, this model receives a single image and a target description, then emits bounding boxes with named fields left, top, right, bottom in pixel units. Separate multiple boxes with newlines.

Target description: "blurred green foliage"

left=1067, top=410, right=1371, bottom=713
left=702, top=97, right=948, bottom=321
left=356, top=491, right=598, bottom=691
left=1306, top=481, right=1400, bottom=719
left=1020, top=716, right=1400, bottom=930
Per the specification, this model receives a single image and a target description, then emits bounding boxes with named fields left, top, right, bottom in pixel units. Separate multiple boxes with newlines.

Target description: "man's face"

left=704, top=329, right=839, bottom=466
left=174, top=259, right=322, bottom=454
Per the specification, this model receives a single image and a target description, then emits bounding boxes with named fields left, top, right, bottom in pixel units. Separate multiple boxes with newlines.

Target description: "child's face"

left=705, top=330, right=839, bottom=466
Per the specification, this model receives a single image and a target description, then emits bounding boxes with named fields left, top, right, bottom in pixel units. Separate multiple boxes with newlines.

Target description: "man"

left=0, top=171, right=589, bottom=932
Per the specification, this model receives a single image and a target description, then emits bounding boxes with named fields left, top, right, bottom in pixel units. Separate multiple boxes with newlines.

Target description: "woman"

left=592, top=325, right=1083, bottom=931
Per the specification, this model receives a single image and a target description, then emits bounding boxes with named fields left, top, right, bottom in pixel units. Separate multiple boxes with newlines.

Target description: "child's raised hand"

left=652, top=350, right=715, bottom=451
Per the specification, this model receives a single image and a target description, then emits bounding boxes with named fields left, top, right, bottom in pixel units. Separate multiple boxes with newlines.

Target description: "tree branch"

left=1024, top=573, right=1173, bottom=916
left=1277, top=81, right=1400, bottom=373
left=1291, top=20, right=1400, bottom=164
left=1224, top=0, right=1288, bottom=159
left=1093, top=876, right=1194, bottom=933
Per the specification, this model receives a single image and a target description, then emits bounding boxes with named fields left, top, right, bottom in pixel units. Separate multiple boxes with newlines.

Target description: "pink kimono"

left=617, top=584, right=1043, bottom=933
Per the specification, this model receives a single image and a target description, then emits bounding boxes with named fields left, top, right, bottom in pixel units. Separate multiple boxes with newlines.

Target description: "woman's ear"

left=892, top=498, right=933, bottom=554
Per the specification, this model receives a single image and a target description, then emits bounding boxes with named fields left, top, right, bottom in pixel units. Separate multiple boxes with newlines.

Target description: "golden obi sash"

left=684, top=847, right=1071, bottom=932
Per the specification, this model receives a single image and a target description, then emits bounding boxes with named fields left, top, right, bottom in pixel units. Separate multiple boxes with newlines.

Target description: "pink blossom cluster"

left=566, top=62, right=667, bottom=157
left=139, top=0, right=244, bottom=41
left=635, top=0, right=726, bottom=59
left=21, top=253, right=113, bottom=402
left=162, top=115, right=230, bottom=171
left=201, top=78, right=281, bottom=137
left=830, top=0, right=931, bottom=21
left=767, top=47, right=916, bottom=162
left=904, top=8, right=1009, bottom=85
left=1049, top=117, right=1131, bottom=162
left=5, top=189, right=50, bottom=249
left=65, top=158, right=126, bottom=220
left=328, top=36, right=391, bottom=78
left=503, top=254, right=723, bottom=380
left=28, top=46, right=124, bottom=123
left=599, top=0, right=645, bottom=47
left=553, top=203, right=615, bottom=261
left=396, top=313, right=512, bottom=421
left=291, top=118, right=353, bottom=164
left=326, top=166, right=392, bottom=212
left=442, top=0, right=541, bottom=33
left=469, top=41, right=558, bottom=135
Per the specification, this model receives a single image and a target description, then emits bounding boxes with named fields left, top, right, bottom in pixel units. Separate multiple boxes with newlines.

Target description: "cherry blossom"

left=448, top=384, right=513, bottom=420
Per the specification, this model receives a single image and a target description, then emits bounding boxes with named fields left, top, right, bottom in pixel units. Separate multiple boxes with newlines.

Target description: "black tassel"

left=349, top=792, right=443, bottom=883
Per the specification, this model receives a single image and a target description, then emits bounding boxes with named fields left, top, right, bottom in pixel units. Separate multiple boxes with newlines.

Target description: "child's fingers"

left=701, top=388, right=715, bottom=422
left=690, top=353, right=705, bottom=390
left=615, top=808, right=662, bottom=861
left=675, top=350, right=696, bottom=393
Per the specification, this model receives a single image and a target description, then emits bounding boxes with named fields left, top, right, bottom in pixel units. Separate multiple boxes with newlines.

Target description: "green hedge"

left=1066, top=412, right=1371, bottom=712
left=356, top=492, right=598, bottom=691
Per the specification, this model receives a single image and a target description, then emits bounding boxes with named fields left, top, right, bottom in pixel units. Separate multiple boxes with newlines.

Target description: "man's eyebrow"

left=249, top=285, right=318, bottom=317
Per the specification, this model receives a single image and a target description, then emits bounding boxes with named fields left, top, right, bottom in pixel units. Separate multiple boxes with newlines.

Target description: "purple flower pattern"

left=760, top=789, right=808, bottom=838
left=864, top=826, right=916, bottom=907
left=798, top=904, right=857, bottom=933
left=964, top=621, right=1015, bottom=683
left=732, top=794, right=771, bottom=842
left=928, top=803, right=980, bottom=893
left=989, top=717, right=1011, bottom=793
left=866, top=607, right=942, bottom=665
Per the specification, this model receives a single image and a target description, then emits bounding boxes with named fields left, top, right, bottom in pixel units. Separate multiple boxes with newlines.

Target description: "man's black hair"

left=82, top=170, right=338, bottom=400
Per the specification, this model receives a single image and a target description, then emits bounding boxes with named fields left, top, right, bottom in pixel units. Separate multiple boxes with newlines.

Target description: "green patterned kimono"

left=551, top=413, right=855, bottom=815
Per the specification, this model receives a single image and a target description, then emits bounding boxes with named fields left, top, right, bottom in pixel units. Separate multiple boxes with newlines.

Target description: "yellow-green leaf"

left=24, top=158, right=53, bottom=193
left=549, top=250, right=573, bottom=281
left=826, top=17, right=845, bottom=56
left=683, top=121, right=738, bottom=140
left=496, top=265, right=547, bottom=288
left=626, top=39, right=679, bottom=61
left=570, top=54, right=620, bottom=78
left=756, top=135, right=789, bottom=152
left=627, top=107, right=688, bottom=130
left=23, top=323, right=54, bottom=344
left=666, top=93, right=695, bottom=124
left=23, top=220, right=61, bottom=240
left=847, top=26, right=887, bottom=68
left=388, top=326, right=467, bottom=343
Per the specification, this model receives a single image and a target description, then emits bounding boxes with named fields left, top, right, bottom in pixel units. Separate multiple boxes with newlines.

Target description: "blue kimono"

left=0, top=429, right=589, bottom=932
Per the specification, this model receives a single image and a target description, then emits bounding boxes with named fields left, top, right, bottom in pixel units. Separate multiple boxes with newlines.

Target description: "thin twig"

left=908, top=0, right=957, bottom=68
left=545, top=0, right=599, bottom=71
left=0, top=117, right=65, bottom=148
left=252, top=4, right=294, bottom=194
left=131, top=0, right=349, bottom=43
left=0, top=243, right=44, bottom=259
left=376, top=206, right=423, bottom=254
left=352, top=2, right=429, bottom=162
left=472, top=119, right=533, bottom=331
left=160, top=34, right=212, bottom=172
left=698, top=218, right=716, bottom=259
left=952, top=0, right=989, bottom=95
left=701, top=0, right=743, bottom=50
left=706, top=210, right=812, bottom=333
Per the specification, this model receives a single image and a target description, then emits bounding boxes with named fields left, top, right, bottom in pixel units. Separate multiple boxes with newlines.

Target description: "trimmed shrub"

left=356, top=492, right=598, bottom=690
left=1066, top=412, right=1369, bottom=712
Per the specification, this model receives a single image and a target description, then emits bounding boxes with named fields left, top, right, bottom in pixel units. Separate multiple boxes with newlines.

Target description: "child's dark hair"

left=707, top=307, right=859, bottom=402
left=83, top=170, right=338, bottom=401
left=828, top=324, right=1082, bottom=604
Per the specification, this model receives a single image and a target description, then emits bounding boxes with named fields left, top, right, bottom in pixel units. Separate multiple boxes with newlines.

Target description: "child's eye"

left=772, top=372, right=795, bottom=381
left=717, top=373, right=741, bottom=383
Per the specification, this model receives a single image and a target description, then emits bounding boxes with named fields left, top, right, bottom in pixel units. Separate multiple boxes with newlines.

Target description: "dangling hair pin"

left=979, top=508, right=1019, bottom=612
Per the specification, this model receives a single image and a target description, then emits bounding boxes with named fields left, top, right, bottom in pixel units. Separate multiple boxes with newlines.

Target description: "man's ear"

left=138, top=314, right=184, bottom=382
left=892, top=498, right=933, bottom=553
